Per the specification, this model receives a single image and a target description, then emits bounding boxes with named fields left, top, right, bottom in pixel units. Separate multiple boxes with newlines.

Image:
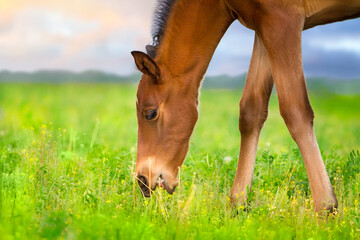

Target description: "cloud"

left=0, top=0, right=154, bottom=74
left=309, top=38, right=360, bottom=53
left=0, top=1, right=359, bottom=79
left=208, top=22, right=254, bottom=76
left=303, top=19, right=360, bottom=55
left=302, top=19, right=360, bottom=79
left=209, top=19, right=360, bottom=78
left=303, top=47, right=360, bottom=79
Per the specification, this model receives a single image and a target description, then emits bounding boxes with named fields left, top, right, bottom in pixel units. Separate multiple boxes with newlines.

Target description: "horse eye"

left=144, top=109, right=158, bottom=120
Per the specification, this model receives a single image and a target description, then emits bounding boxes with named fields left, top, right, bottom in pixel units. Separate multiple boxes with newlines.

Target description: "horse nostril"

left=137, top=175, right=151, bottom=197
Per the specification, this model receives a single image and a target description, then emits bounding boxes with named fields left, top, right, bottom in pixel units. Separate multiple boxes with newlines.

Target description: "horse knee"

left=279, top=102, right=314, bottom=141
left=239, top=98, right=268, bottom=136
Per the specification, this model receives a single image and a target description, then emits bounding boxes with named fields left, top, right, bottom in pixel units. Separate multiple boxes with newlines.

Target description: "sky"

left=0, top=0, right=359, bottom=79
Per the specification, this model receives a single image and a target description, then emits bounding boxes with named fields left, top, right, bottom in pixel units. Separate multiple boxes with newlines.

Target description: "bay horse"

left=131, top=0, right=360, bottom=212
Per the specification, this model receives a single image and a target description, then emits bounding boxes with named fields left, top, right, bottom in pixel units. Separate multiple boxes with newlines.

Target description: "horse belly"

left=227, top=0, right=306, bottom=30
left=304, top=0, right=360, bottom=29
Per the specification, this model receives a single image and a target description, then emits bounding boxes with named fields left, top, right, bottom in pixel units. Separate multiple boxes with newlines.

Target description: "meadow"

left=0, top=83, right=359, bottom=239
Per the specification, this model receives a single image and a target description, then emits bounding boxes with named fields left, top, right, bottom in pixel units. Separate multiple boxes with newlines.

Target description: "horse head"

left=131, top=50, right=198, bottom=197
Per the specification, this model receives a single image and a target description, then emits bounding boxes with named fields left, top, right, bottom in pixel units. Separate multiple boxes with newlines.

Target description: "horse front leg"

left=231, top=34, right=273, bottom=206
left=257, top=7, right=337, bottom=212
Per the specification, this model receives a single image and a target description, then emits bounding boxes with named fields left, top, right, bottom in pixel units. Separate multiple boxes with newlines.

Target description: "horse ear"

left=131, top=51, right=161, bottom=83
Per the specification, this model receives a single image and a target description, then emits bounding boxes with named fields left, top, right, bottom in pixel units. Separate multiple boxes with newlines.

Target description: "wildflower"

left=223, top=156, right=233, bottom=164
left=238, top=205, right=245, bottom=210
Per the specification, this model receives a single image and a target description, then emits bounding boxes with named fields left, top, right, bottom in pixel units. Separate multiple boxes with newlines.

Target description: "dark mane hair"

left=151, top=0, right=176, bottom=46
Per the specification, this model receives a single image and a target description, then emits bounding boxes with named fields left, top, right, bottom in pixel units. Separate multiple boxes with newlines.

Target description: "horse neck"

left=156, top=0, right=233, bottom=92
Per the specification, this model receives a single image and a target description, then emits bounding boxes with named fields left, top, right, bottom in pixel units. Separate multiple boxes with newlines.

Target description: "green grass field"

left=0, top=83, right=359, bottom=239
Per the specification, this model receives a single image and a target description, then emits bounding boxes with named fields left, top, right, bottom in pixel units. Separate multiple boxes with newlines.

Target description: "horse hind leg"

left=231, top=34, right=273, bottom=206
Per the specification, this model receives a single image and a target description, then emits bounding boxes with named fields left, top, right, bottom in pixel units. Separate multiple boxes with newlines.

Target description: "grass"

left=0, top=83, right=359, bottom=239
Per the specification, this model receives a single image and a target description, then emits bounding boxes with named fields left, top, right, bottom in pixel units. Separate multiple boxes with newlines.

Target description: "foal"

left=132, top=0, right=360, bottom=212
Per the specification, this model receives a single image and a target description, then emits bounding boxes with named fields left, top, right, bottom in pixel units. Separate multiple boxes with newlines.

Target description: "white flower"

left=223, top=156, right=233, bottom=164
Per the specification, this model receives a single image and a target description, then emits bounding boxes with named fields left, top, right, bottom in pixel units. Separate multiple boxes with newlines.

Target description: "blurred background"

left=0, top=0, right=359, bottom=91
left=0, top=3, right=359, bottom=238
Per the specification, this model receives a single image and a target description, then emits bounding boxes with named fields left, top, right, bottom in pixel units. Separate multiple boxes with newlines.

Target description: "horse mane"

left=148, top=0, right=176, bottom=56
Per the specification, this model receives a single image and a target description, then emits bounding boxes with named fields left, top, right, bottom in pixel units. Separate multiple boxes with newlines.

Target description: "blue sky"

left=209, top=19, right=360, bottom=79
left=0, top=0, right=359, bottom=79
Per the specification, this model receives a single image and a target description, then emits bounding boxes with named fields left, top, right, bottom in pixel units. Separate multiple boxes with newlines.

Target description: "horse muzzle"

left=136, top=173, right=178, bottom=197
